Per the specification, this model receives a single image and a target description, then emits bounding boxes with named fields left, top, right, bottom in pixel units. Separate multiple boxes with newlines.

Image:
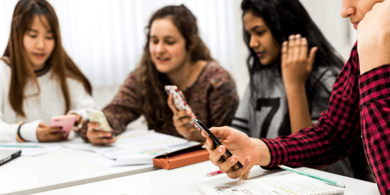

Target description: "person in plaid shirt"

left=202, top=0, right=390, bottom=194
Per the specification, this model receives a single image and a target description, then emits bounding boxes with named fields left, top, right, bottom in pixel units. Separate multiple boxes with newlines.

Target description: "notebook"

left=0, top=149, right=21, bottom=165
left=197, top=173, right=344, bottom=195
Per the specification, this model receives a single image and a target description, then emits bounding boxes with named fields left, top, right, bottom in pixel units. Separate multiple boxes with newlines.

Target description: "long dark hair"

left=2, top=0, right=92, bottom=117
left=241, top=0, right=343, bottom=104
left=134, top=4, right=212, bottom=128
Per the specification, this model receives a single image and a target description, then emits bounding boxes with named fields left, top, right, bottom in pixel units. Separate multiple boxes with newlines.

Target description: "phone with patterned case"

left=87, top=109, right=111, bottom=132
left=49, top=115, right=78, bottom=139
left=165, top=85, right=196, bottom=127
left=165, top=85, right=191, bottom=111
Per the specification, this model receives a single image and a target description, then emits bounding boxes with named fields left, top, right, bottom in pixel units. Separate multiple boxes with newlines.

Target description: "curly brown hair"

left=134, top=4, right=213, bottom=128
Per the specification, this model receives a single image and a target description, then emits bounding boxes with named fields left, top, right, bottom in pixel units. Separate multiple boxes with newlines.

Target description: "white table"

left=34, top=161, right=380, bottom=195
left=0, top=148, right=153, bottom=195
left=0, top=131, right=190, bottom=195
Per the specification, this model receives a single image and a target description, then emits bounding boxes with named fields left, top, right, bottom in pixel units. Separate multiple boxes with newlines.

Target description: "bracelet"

left=17, top=122, right=26, bottom=142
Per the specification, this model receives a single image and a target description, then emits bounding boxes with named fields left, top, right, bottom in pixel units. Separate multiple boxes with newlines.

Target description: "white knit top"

left=0, top=59, right=95, bottom=142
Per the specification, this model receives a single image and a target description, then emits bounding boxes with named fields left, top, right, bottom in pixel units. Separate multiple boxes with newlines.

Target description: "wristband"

left=17, top=122, right=26, bottom=142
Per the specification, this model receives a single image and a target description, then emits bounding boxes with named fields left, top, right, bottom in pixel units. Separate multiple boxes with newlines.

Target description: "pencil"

left=278, top=165, right=346, bottom=188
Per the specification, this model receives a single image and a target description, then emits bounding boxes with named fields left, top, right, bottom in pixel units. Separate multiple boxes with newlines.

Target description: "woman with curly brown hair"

left=80, top=4, right=239, bottom=145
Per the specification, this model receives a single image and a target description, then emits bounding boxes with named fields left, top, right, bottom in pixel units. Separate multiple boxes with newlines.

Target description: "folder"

left=153, top=143, right=209, bottom=170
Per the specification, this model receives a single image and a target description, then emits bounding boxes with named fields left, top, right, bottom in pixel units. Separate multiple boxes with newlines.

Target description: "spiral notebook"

left=197, top=173, right=344, bottom=195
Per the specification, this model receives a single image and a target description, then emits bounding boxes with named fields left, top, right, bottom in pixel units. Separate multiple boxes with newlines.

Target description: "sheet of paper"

left=61, top=130, right=172, bottom=154
left=90, top=141, right=201, bottom=166
left=197, top=174, right=344, bottom=195
left=101, top=141, right=200, bottom=159
left=0, top=142, right=63, bottom=157
left=89, top=154, right=154, bottom=166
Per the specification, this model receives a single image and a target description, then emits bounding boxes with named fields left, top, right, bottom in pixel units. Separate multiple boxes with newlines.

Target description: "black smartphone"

left=193, top=118, right=243, bottom=169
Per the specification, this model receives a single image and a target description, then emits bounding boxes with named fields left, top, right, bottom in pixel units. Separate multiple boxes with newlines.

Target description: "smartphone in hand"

left=87, top=109, right=111, bottom=133
left=165, top=85, right=191, bottom=111
left=193, top=118, right=243, bottom=169
left=165, top=85, right=196, bottom=127
left=49, top=115, right=78, bottom=139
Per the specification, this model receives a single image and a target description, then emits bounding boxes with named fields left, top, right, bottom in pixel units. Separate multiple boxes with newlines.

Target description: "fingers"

left=44, top=132, right=64, bottom=142
left=299, top=37, right=309, bottom=60
left=292, top=34, right=301, bottom=58
left=172, top=110, right=195, bottom=128
left=174, top=110, right=192, bottom=120
left=87, top=122, right=115, bottom=145
left=89, top=133, right=115, bottom=145
left=77, top=117, right=84, bottom=127
left=281, top=41, right=288, bottom=67
left=67, top=113, right=82, bottom=127
left=39, top=122, right=48, bottom=128
left=208, top=145, right=241, bottom=177
left=287, top=35, right=298, bottom=62
left=48, top=126, right=62, bottom=133
left=283, top=34, right=316, bottom=71
left=91, top=137, right=116, bottom=146
left=239, top=170, right=250, bottom=181
left=90, top=130, right=112, bottom=139
left=38, top=127, right=64, bottom=142
left=209, top=145, right=226, bottom=164
left=209, top=126, right=232, bottom=139
left=284, top=34, right=311, bottom=57
left=167, top=94, right=178, bottom=113
left=178, top=91, right=187, bottom=102
left=307, top=47, right=318, bottom=71
left=286, top=34, right=304, bottom=62
left=204, top=136, right=215, bottom=151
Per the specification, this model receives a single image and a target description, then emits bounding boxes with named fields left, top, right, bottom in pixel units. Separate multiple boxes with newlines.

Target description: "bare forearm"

left=251, top=138, right=271, bottom=166
left=285, top=84, right=313, bottom=134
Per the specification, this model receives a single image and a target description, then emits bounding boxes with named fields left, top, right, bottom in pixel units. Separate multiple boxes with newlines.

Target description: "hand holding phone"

left=165, top=85, right=197, bottom=134
left=88, top=109, right=111, bottom=132
left=165, top=85, right=191, bottom=111
left=49, top=115, right=78, bottom=139
left=37, top=122, right=65, bottom=142
left=193, top=118, right=243, bottom=169
left=86, top=110, right=114, bottom=144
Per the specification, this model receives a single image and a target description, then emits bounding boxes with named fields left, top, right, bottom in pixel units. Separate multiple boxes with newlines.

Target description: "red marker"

left=206, top=170, right=223, bottom=177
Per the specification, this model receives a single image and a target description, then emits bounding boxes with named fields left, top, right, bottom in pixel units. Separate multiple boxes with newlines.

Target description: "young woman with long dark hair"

left=0, top=0, right=94, bottom=142
left=230, top=0, right=359, bottom=178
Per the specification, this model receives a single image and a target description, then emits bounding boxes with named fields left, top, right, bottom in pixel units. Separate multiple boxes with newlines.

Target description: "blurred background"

left=0, top=0, right=357, bottom=128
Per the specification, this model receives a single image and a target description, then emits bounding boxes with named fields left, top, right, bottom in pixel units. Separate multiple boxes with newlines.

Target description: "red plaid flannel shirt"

left=261, top=42, right=390, bottom=194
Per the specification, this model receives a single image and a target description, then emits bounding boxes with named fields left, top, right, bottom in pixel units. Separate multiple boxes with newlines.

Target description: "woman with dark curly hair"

left=80, top=4, right=239, bottom=144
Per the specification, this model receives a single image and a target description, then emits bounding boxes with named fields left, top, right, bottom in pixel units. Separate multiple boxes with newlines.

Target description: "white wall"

left=300, top=0, right=357, bottom=60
